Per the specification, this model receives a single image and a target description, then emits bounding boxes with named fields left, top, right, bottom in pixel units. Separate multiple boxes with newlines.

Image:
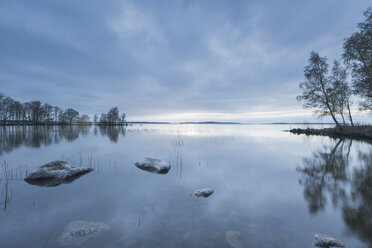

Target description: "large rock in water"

left=135, top=158, right=171, bottom=174
left=24, top=161, right=93, bottom=187
left=57, top=220, right=110, bottom=246
left=194, top=188, right=214, bottom=197
left=313, top=233, right=345, bottom=247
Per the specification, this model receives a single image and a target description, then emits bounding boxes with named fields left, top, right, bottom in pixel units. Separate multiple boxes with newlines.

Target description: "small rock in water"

left=194, top=188, right=214, bottom=197
left=57, top=220, right=110, bottom=246
left=313, top=233, right=345, bottom=248
left=225, top=230, right=243, bottom=248
left=135, top=158, right=171, bottom=174
left=24, top=161, right=93, bottom=187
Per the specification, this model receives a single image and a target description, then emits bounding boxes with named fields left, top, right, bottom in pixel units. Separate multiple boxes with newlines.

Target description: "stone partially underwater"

left=313, top=233, right=345, bottom=248
left=24, top=161, right=93, bottom=187
left=194, top=188, right=214, bottom=198
left=225, top=230, right=244, bottom=248
left=57, top=220, right=110, bottom=246
left=135, top=158, right=171, bottom=174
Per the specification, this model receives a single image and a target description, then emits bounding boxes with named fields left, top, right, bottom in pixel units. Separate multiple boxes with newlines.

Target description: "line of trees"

left=0, top=92, right=126, bottom=125
left=297, top=8, right=372, bottom=127
left=0, top=92, right=82, bottom=124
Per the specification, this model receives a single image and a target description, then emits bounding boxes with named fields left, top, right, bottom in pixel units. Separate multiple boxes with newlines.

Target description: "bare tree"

left=330, top=60, right=354, bottom=126
left=13, top=101, right=23, bottom=122
left=120, top=113, right=126, bottom=124
left=0, top=96, right=15, bottom=123
left=42, top=103, right=54, bottom=122
left=0, top=92, right=5, bottom=122
left=26, top=101, right=42, bottom=122
left=297, top=52, right=341, bottom=126
left=53, top=106, right=62, bottom=122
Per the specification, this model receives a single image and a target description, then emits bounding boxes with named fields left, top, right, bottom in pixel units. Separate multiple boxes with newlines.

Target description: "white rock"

left=225, top=231, right=243, bottom=248
left=135, top=158, right=171, bottom=174
left=25, top=161, right=93, bottom=179
left=313, top=233, right=345, bottom=247
left=24, top=161, right=93, bottom=187
left=57, top=220, right=110, bottom=246
left=194, top=188, right=214, bottom=197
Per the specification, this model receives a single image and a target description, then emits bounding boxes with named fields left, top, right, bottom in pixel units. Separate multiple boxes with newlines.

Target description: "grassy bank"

left=289, top=125, right=372, bottom=141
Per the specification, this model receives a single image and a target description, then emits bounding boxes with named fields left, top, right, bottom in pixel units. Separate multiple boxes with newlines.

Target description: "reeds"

left=0, top=161, right=28, bottom=211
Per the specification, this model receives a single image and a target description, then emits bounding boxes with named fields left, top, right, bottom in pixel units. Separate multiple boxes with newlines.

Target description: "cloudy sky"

left=0, top=0, right=371, bottom=122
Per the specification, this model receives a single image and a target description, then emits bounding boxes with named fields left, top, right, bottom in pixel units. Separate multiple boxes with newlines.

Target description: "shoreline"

left=289, top=126, right=372, bottom=142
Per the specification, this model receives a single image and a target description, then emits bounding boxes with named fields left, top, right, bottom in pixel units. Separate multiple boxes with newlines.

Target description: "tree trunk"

left=328, top=106, right=341, bottom=127
left=320, top=79, right=341, bottom=127
left=341, top=112, right=346, bottom=125
left=347, top=102, right=354, bottom=126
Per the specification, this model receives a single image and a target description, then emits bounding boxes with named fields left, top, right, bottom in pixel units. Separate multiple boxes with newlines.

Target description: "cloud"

left=108, top=3, right=164, bottom=42
left=0, top=0, right=371, bottom=122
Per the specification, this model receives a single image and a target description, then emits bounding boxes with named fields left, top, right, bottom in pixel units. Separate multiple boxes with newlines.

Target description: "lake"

left=0, top=124, right=371, bottom=248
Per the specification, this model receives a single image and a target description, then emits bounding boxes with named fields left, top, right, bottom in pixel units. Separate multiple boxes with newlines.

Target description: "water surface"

left=0, top=124, right=371, bottom=247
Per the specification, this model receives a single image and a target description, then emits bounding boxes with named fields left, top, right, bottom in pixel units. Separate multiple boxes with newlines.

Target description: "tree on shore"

left=26, top=101, right=42, bottom=122
left=0, top=92, right=126, bottom=126
left=107, top=107, right=119, bottom=123
left=0, top=94, right=15, bottom=123
left=297, top=52, right=342, bottom=126
left=297, top=8, right=372, bottom=125
left=120, top=113, right=126, bottom=124
left=99, top=107, right=126, bottom=125
left=42, top=103, right=54, bottom=122
left=53, top=106, right=62, bottom=122
left=343, top=8, right=372, bottom=110
left=330, top=60, right=354, bottom=126
left=62, top=108, right=79, bottom=123
left=13, top=101, right=23, bottom=121
left=78, top=114, right=90, bottom=123
left=99, top=113, right=107, bottom=123
left=0, top=92, right=94, bottom=125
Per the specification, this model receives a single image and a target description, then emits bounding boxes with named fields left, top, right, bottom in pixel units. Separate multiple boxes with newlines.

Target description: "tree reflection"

left=297, top=138, right=372, bottom=245
left=343, top=151, right=372, bottom=244
left=0, top=125, right=126, bottom=154
left=98, top=125, right=126, bottom=143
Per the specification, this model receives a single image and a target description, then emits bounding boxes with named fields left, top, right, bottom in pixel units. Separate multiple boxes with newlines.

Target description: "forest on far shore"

left=0, top=92, right=126, bottom=126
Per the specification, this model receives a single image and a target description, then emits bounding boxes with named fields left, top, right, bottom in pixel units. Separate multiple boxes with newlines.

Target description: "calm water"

left=0, top=124, right=371, bottom=248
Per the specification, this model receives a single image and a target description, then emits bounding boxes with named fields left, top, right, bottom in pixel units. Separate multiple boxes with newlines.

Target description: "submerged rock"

left=135, top=158, right=171, bottom=174
left=24, top=161, right=93, bottom=187
left=194, top=188, right=214, bottom=197
left=24, top=172, right=92, bottom=187
left=57, top=220, right=110, bottom=246
left=225, top=231, right=243, bottom=248
left=313, top=233, right=345, bottom=248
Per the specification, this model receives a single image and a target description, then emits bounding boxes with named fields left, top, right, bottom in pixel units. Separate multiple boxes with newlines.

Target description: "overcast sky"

left=0, top=0, right=371, bottom=122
